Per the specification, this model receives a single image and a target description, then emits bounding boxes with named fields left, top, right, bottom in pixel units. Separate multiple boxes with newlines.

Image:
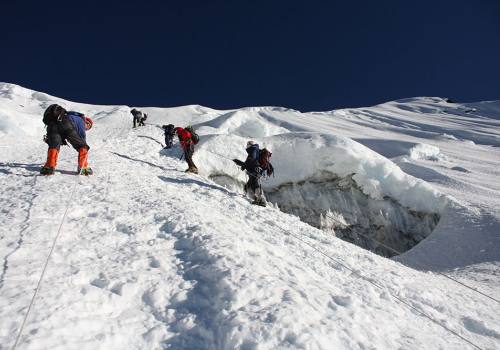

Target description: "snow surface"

left=0, top=83, right=499, bottom=349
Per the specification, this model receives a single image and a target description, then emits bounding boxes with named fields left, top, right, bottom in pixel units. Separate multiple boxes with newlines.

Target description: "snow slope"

left=0, top=83, right=499, bottom=349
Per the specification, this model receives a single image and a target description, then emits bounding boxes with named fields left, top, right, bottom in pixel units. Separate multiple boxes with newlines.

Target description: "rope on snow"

left=266, top=217, right=486, bottom=350
left=12, top=173, right=80, bottom=350
left=325, top=213, right=500, bottom=305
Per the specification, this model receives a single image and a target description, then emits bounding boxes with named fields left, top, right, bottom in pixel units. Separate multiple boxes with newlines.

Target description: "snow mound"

left=195, top=131, right=448, bottom=256
left=198, top=132, right=448, bottom=215
left=407, top=143, right=442, bottom=161
left=196, top=110, right=290, bottom=138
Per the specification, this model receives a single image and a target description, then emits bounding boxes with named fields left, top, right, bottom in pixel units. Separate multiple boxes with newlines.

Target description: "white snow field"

left=0, top=82, right=499, bottom=350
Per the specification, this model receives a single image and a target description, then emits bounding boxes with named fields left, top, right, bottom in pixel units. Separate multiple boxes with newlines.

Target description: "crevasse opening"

left=209, top=172, right=441, bottom=257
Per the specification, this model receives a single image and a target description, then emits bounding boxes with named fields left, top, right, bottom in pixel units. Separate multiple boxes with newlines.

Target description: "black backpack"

left=185, top=126, right=200, bottom=144
left=43, top=104, right=66, bottom=125
left=163, top=124, right=175, bottom=136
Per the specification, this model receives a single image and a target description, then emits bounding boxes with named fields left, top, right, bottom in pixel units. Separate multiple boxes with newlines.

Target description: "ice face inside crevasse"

left=264, top=173, right=440, bottom=257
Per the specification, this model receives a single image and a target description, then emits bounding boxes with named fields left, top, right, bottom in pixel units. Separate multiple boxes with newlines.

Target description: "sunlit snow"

left=1, top=83, right=499, bottom=349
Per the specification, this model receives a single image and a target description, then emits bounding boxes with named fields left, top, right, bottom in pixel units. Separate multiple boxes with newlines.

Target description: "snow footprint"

left=331, top=295, right=352, bottom=308
left=451, top=166, right=471, bottom=173
left=149, top=256, right=161, bottom=268
left=90, top=272, right=110, bottom=289
left=110, top=282, right=125, bottom=295
left=116, top=222, right=135, bottom=235
left=462, top=317, right=500, bottom=339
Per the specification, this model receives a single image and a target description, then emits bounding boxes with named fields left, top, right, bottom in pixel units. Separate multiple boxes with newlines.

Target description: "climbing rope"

left=12, top=174, right=80, bottom=350
left=263, top=217, right=485, bottom=350
left=325, top=213, right=500, bottom=305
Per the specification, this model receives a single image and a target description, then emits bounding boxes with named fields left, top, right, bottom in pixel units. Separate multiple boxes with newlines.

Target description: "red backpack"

left=259, top=148, right=274, bottom=176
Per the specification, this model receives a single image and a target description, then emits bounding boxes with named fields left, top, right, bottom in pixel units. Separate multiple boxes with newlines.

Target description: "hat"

left=84, top=117, right=93, bottom=130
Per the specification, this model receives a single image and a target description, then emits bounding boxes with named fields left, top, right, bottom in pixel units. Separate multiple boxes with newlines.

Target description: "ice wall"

left=265, top=174, right=440, bottom=256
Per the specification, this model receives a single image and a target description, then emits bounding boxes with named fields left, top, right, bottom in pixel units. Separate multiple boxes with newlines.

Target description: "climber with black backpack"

left=131, top=108, right=146, bottom=128
left=233, top=140, right=274, bottom=207
left=41, top=104, right=94, bottom=176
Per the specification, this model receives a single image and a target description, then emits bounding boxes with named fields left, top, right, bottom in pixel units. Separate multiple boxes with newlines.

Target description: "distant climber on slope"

left=162, top=124, right=175, bottom=149
left=233, top=140, right=274, bottom=207
left=130, top=108, right=147, bottom=128
left=41, top=104, right=94, bottom=176
left=174, top=125, right=199, bottom=173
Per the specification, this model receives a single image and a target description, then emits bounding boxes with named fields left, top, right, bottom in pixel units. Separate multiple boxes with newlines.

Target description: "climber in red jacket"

left=174, top=126, right=199, bottom=173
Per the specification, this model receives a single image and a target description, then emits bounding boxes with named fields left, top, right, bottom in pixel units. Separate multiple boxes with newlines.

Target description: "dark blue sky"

left=2, top=0, right=499, bottom=111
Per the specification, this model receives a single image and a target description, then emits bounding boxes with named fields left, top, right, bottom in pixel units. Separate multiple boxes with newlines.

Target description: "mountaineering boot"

left=79, top=167, right=93, bottom=176
left=77, top=148, right=93, bottom=175
left=185, top=166, right=198, bottom=174
left=251, top=187, right=267, bottom=206
left=40, top=148, right=59, bottom=175
left=251, top=198, right=267, bottom=207
left=40, top=167, right=55, bottom=175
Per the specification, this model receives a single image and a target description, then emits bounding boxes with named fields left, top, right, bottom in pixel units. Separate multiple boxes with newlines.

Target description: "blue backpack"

left=247, top=144, right=260, bottom=161
left=66, top=112, right=87, bottom=140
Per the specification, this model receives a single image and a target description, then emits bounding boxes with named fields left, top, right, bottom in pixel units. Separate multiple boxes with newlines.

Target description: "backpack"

left=185, top=126, right=199, bottom=144
left=43, top=104, right=66, bottom=125
left=259, top=148, right=274, bottom=176
left=166, top=124, right=175, bottom=136
left=66, top=112, right=87, bottom=139
left=131, top=109, right=142, bottom=118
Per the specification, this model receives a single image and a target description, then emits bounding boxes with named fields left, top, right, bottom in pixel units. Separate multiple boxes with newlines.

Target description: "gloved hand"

left=266, top=163, right=274, bottom=177
left=43, top=134, right=48, bottom=144
left=233, top=159, right=244, bottom=166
